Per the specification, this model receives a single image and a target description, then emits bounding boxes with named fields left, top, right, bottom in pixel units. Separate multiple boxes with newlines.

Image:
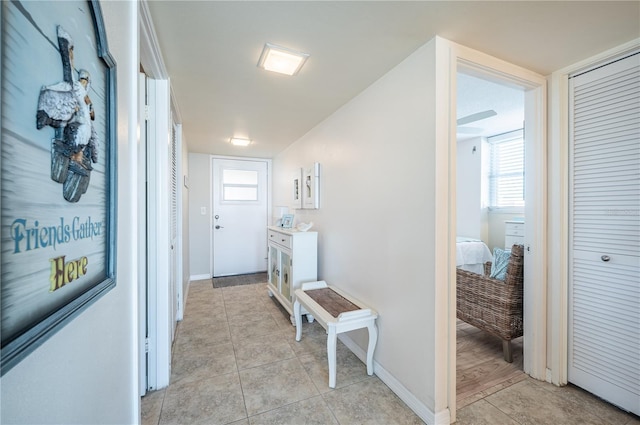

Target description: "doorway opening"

left=455, top=70, right=527, bottom=406
left=448, top=52, right=547, bottom=421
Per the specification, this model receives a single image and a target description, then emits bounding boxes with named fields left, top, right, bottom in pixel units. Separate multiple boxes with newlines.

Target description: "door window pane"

left=223, top=186, right=258, bottom=201
left=222, top=169, right=259, bottom=201
left=223, top=169, right=258, bottom=185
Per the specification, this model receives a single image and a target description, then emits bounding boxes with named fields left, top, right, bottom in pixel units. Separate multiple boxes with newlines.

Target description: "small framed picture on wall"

left=293, top=168, right=302, bottom=208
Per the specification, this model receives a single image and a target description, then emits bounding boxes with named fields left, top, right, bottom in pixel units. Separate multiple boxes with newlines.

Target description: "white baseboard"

left=338, top=334, right=451, bottom=425
left=190, top=274, right=210, bottom=281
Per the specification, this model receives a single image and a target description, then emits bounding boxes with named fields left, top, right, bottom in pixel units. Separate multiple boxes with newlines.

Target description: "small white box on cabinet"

left=505, top=220, right=524, bottom=249
left=267, top=226, right=318, bottom=323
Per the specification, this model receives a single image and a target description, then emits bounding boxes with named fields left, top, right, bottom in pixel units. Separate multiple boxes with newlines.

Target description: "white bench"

left=293, top=281, right=378, bottom=388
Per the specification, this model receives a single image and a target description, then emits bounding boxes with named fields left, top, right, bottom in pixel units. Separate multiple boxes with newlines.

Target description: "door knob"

left=215, top=225, right=224, bottom=229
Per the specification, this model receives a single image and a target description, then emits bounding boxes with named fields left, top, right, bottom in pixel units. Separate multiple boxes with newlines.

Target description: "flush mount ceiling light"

left=230, top=137, right=252, bottom=147
left=257, top=43, right=310, bottom=76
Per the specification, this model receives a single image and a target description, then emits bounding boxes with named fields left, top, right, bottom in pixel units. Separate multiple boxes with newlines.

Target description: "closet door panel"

left=569, top=52, right=640, bottom=416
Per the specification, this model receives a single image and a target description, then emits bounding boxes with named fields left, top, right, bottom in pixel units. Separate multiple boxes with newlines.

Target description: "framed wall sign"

left=293, top=168, right=302, bottom=208
left=302, top=163, right=320, bottom=209
left=1, top=0, right=117, bottom=374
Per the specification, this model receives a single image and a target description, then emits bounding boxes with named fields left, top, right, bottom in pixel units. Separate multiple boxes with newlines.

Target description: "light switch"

left=200, top=207, right=206, bottom=215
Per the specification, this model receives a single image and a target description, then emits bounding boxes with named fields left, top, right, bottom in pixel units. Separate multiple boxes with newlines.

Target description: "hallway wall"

left=0, top=2, right=140, bottom=423
left=188, top=152, right=211, bottom=278
left=272, top=38, right=444, bottom=419
left=456, top=137, right=484, bottom=240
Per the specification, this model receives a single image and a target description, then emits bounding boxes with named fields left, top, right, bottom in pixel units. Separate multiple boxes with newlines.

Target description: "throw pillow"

left=490, top=248, right=511, bottom=281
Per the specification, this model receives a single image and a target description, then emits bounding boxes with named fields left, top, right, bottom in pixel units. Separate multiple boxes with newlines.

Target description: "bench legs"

left=294, top=299, right=302, bottom=340
left=292, top=299, right=315, bottom=329
left=366, top=322, right=378, bottom=376
left=327, top=320, right=378, bottom=389
left=294, top=297, right=378, bottom=389
left=328, top=328, right=338, bottom=388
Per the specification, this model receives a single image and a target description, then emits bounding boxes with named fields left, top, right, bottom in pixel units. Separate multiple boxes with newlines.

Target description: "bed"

left=456, top=236, right=493, bottom=274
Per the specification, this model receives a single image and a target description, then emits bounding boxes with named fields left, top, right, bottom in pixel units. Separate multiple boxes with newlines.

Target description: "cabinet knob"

left=601, top=255, right=611, bottom=262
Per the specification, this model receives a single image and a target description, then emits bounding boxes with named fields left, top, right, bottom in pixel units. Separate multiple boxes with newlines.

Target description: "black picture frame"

left=0, top=0, right=117, bottom=375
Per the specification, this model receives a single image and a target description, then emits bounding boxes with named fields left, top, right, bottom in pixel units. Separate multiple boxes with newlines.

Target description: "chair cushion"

left=490, top=248, right=510, bottom=281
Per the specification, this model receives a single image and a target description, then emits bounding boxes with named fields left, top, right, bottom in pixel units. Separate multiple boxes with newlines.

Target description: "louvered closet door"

left=569, top=52, right=640, bottom=416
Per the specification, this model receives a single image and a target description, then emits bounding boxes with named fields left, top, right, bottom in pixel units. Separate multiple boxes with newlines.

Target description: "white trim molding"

left=139, top=1, right=168, bottom=79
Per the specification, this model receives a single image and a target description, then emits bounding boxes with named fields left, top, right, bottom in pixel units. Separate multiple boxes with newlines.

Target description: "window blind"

left=488, top=129, right=524, bottom=208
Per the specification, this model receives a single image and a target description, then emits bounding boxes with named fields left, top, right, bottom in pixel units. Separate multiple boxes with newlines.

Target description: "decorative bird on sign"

left=36, top=25, right=98, bottom=203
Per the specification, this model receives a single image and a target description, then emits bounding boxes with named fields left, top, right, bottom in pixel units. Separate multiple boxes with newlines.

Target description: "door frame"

left=140, top=1, right=181, bottom=393
left=438, top=39, right=548, bottom=422
left=137, top=72, right=148, bottom=396
left=547, top=38, right=640, bottom=387
left=209, top=155, right=272, bottom=278
left=144, top=75, right=172, bottom=391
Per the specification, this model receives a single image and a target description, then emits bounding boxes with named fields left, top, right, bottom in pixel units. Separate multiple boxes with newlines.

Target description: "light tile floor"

left=142, top=279, right=640, bottom=425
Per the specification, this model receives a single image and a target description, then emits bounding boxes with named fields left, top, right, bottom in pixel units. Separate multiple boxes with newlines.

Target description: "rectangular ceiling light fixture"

left=257, top=43, right=309, bottom=76
left=230, top=137, right=252, bottom=146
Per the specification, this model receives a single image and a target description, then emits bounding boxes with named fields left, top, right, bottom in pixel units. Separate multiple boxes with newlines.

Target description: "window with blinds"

left=488, top=129, right=524, bottom=208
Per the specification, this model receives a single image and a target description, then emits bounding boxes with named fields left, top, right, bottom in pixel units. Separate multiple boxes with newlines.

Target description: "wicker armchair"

left=456, top=244, right=524, bottom=362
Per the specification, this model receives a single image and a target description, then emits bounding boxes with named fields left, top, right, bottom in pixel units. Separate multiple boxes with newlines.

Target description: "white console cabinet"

left=267, top=226, right=317, bottom=324
left=504, top=220, right=524, bottom=249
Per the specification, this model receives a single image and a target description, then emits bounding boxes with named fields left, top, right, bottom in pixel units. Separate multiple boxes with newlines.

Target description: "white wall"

left=456, top=137, right=483, bottom=239
left=0, top=1, right=140, bottom=423
left=486, top=210, right=524, bottom=252
left=188, top=153, right=211, bottom=278
left=273, top=39, right=443, bottom=417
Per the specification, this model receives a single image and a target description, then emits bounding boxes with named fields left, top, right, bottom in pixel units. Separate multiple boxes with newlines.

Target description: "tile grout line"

left=221, top=282, right=251, bottom=425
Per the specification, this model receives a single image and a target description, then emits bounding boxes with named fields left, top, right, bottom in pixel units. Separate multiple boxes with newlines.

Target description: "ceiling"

left=456, top=73, right=523, bottom=141
left=146, top=1, right=639, bottom=158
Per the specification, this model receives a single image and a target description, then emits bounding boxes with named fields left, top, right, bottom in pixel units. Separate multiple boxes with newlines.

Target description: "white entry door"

left=212, top=158, right=268, bottom=277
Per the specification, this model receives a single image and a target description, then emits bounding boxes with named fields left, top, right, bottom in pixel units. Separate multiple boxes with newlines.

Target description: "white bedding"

left=456, top=237, right=493, bottom=274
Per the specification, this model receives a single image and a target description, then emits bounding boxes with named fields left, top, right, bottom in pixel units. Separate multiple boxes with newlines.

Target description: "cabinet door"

left=269, top=246, right=279, bottom=288
left=280, top=251, right=291, bottom=301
